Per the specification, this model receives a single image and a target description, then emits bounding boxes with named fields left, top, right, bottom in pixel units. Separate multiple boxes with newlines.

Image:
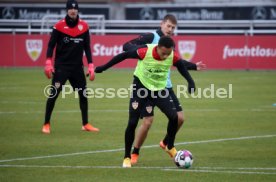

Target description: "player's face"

left=160, top=20, right=176, bottom=36
left=157, top=46, right=173, bottom=60
left=67, top=8, right=78, bottom=20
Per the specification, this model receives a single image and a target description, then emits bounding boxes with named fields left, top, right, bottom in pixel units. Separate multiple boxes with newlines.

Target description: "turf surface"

left=0, top=68, right=275, bottom=181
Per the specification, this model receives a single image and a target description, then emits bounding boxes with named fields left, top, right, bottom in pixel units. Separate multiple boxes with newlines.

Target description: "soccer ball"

left=174, top=150, right=193, bottom=169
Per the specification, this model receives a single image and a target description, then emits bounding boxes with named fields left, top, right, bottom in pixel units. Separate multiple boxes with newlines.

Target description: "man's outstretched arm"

left=180, top=59, right=206, bottom=71
left=95, top=49, right=141, bottom=73
left=123, top=33, right=154, bottom=51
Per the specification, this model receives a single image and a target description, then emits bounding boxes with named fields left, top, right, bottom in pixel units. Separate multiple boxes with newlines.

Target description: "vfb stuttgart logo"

left=26, top=39, right=43, bottom=62
left=178, top=40, right=196, bottom=61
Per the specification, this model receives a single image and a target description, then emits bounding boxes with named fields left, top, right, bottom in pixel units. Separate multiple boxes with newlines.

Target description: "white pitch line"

left=0, top=108, right=275, bottom=115
left=0, top=148, right=124, bottom=163
left=1, top=164, right=275, bottom=171
left=164, top=168, right=276, bottom=175
left=195, top=166, right=276, bottom=171
left=0, top=164, right=169, bottom=169
left=0, top=164, right=275, bottom=175
left=0, top=134, right=275, bottom=163
left=142, top=134, right=276, bottom=148
left=0, top=164, right=127, bottom=169
left=0, top=110, right=127, bottom=114
left=0, top=101, right=43, bottom=104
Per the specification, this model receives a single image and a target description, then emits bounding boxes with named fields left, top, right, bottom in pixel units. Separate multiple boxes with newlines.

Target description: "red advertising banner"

left=91, top=35, right=137, bottom=68
left=0, top=34, right=275, bottom=69
left=1, top=34, right=14, bottom=67
left=174, top=35, right=249, bottom=69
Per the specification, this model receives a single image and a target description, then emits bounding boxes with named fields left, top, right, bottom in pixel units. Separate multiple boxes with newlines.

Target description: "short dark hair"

left=158, top=36, right=175, bottom=48
left=162, top=14, right=177, bottom=25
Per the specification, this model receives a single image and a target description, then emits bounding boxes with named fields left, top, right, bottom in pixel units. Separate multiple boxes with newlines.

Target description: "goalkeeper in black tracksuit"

left=42, top=0, right=99, bottom=134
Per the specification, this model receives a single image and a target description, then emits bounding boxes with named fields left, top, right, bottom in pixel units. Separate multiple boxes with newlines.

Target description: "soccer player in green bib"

left=123, top=14, right=205, bottom=165
left=95, top=36, right=195, bottom=168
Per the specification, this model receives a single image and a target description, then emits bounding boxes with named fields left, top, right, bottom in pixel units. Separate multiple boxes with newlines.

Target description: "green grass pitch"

left=0, top=68, right=275, bottom=181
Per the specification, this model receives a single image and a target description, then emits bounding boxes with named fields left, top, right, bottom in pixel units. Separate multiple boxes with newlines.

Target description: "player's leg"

left=123, top=77, right=148, bottom=167
left=131, top=101, right=154, bottom=164
left=42, top=66, right=69, bottom=134
left=161, top=88, right=184, bottom=148
left=134, top=116, right=154, bottom=150
left=69, top=66, right=99, bottom=132
left=154, top=89, right=178, bottom=158
left=170, top=88, right=184, bottom=130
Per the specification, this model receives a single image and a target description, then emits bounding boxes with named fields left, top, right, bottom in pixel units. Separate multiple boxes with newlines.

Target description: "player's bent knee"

left=177, top=110, right=184, bottom=121
left=143, top=123, right=152, bottom=130
left=168, top=112, right=178, bottom=124
left=143, top=116, right=153, bottom=128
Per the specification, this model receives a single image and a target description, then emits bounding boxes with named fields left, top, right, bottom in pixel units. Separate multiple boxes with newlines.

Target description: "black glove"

left=188, top=82, right=196, bottom=94
left=95, top=66, right=105, bottom=73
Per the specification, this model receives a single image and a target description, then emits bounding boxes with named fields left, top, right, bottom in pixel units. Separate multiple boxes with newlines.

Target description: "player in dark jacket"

left=42, top=0, right=99, bottom=134
left=123, top=14, right=206, bottom=164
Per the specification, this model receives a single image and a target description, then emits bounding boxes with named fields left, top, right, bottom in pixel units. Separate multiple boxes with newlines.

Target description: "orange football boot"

left=82, top=123, right=99, bottom=132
